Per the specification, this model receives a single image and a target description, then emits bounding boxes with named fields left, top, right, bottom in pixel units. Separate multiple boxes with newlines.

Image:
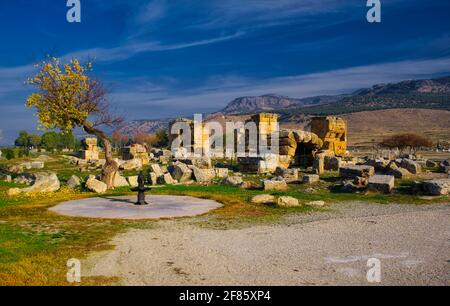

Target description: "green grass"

left=0, top=154, right=448, bottom=285
left=151, top=179, right=449, bottom=206
left=0, top=224, right=56, bottom=264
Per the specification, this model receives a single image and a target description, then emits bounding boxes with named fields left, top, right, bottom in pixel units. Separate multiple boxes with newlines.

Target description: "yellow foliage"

left=26, top=58, right=94, bottom=132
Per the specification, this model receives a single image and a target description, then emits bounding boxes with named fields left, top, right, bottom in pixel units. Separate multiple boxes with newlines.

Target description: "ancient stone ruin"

left=168, top=113, right=349, bottom=174
left=79, top=137, right=99, bottom=161
left=240, top=114, right=348, bottom=173
left=311, top=116, right=347, bottom=156
left=168, top=118, right=210, bottom=158
left=122, top=143, right=150, bottom=166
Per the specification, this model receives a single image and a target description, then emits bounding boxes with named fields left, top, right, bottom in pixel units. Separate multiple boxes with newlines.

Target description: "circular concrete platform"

left=49, top=195, right=223, bottom=220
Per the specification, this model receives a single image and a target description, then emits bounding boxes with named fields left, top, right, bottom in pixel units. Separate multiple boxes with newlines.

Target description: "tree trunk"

left=83, top=124, right=118, bottom=190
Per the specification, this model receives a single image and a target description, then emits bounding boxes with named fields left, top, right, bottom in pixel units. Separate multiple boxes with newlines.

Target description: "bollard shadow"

left=99, top=196, right=135, bottom=204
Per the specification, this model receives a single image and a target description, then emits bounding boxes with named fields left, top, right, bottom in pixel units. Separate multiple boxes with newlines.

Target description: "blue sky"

left=0, top=0, right=450, bottom=145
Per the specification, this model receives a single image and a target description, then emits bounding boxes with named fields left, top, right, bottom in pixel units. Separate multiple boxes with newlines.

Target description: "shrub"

left=380, top=133, right=433, bottom=154
left=1, top=148, right=30, bottom=160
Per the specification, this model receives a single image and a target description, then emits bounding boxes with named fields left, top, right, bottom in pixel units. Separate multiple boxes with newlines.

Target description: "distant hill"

left=216, top=94, right=300, bottom=115
left=280, top=76, right=450, bottom=118
left=354, top=76, right=450, bottom=95
left=213, top=76, right=450, bottom=117
left=280, top=108, right=450, bottom=145
left=342, top=108, right=450, bottom=146
left=118, top=118, right=171, bottom=135
left=214, top=94, right=346, bottom=116
left=118, top=76, right=450, bottom=141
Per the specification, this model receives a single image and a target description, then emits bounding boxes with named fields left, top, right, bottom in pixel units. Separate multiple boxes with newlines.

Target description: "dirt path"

left=83, top=202, right=450, bottom=285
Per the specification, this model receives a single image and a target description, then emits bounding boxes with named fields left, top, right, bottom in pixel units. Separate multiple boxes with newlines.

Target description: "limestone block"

left=263, top=180, right=288, bottom=191
left=113, top=174, right=130, bottom=188
left=277, top=196, right=300, bottom=208
left=303, top=174, right=320, bottom=184
left=368, top=175, right=395, bottom=194
left=150, top=164, right=164, bottom=177
left=400, top=159, right=422, bottom=174
left=171, top=163, right=193, bottom=183
left=127, top=176, right=139, bottom=188
left=86, top=177, right=107, bottom=194
left=67, top=175, right=82, bottom=189
left=339, top=165, right=375, bottom=179
left=422, top=179, right=450, bottom=196
left=251, top=194, right=276, bottom=205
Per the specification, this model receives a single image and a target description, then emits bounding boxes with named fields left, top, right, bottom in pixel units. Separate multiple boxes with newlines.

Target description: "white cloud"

left=136, top=0, right=167, bottom=24
left=109, top=57, right=450, bottom=116
left=63, top=31, right=245, bottom=63
left=0, top=65, right=33, bottom=97
left=184, top=0, right=359, bottom=29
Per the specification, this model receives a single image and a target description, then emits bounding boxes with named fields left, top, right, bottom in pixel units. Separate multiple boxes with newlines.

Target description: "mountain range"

left=118, top=75, right=450, bottom=136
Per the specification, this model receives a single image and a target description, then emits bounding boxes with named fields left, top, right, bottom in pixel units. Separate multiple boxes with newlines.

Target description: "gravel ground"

left=83, top=202, right=450, bottom=286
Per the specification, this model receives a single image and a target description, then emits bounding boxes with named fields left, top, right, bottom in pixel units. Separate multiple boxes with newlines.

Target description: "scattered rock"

left=7, top=188, right=21, bottom=196
left=422, top=179, right=450, bottom=196
left=149, top=172, right=157, bottom=185
left=77, top=159, right=88, bottom=167
left=341, top=182, right=365, bottom=193
left=113, top=174, right=130, bottom=188
left=313, top=156, right=325, bottom=175
left=7, top=164, right=24, bottom=174
left=339, top=165, right=375, bottom=179
left=399, top=154, right=416, bottom=160
left=150, top=164, right=164, bottom=177
left=240, top=181, right=262, bottom=190
left=127, top=176, right=139, bottom=188
left=237, top=157, right=263, bottom=173
left=191, top=157, right=212, bottom=169
left=353, top=176, right=368, bottom=187
left=31, top=161, right=45, bottom=169
left=306, top=200, right=326, bottom=208
left=157, top=173, right=175, bottom=185
left=192, top=167, right=216, bottom=183
left=176, top=157, right=213, bottom=169
left=426, top=160, right=438, bottom=168
left=222, top=176, right=244, bottom=187
left=160, top=165, right=169, bottom=173
left=368, top=175, right=395, bottom=194
left=13, top=174, right=35, bottom=185
left=170, top=163, right=193, bottom=183
left=304, top=187, right=316, bottom=193
left=90, top=159, right=106, bottom=169
left=0, top=173, right=12, bottom=183
left=258, top=154, right=279, bottom=174
left=67, top=175, right=82, bottom=189
left=251, top=194, right=276, bottom=205
left=10, top=172, right=60, bottom=195
left=215, top=168, right=229, bottom=179
left=274, top=167, right=299, bottom=183
left=86, top=174, right=99, bottom=181
left=277, top=196, right=300, bottom=208
left=302, top=174, right=320, bottom=184
left=324, top=156, right=341, bottom=171
left=86, top=177, right=107, bottom=194
left=438, top=160, right=450, bottom=173
left=400, top=159, right=422, bottom=175
left=365, top=159, right=390, bottom=172
left=159, top=156, right=170, bottom=164
left=386, top=163, right=412, bottom=179
left=21, top=162, right=32, bottom=170
left=121, top=159, right=142, bottom=171
left=263, top=180, right=288, bottom=192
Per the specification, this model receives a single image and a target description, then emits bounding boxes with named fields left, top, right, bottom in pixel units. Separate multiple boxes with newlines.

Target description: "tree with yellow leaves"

left=26, top=58, right=123, bottom=189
